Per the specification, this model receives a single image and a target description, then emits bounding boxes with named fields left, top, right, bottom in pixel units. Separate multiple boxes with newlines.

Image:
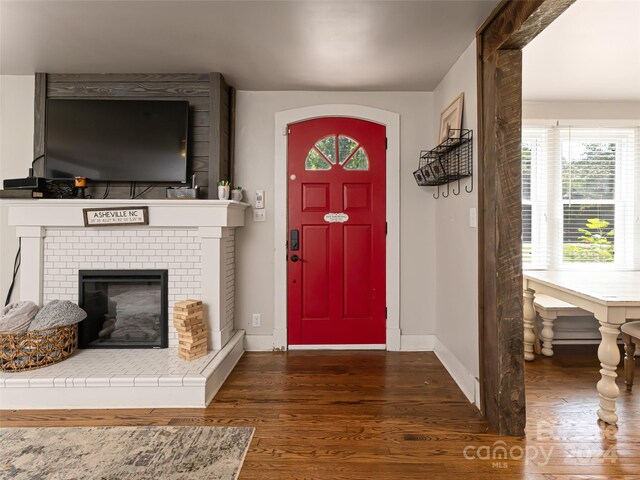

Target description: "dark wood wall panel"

left=190, top=143, right=210, bottom=158
left=33, top=73, right=47, bottom=161
left=228, top=87, right=237, bottom=183
left=46, top=83, right=210, bottom=98
left=34, top=72, right=234, bottom=200
left=191, top=127, right=211, bottom=142
left=46, top=73, right=211, bottom=83
left=208, top=73, right=232, bottom=190
left=191, top=111, right=210, bottom=127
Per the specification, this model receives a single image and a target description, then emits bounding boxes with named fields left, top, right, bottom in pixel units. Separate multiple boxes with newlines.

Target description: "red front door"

left=287, top=117, right=386, bottom=345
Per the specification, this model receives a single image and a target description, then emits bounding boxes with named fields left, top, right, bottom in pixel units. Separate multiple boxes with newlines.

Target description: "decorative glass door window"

left=305, top=135, right=369, bottom=171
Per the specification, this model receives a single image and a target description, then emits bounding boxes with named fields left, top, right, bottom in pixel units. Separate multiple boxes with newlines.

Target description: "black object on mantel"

left=3, top=177, right=47, bottom=191
left=0, top=189, right=33, bottom=199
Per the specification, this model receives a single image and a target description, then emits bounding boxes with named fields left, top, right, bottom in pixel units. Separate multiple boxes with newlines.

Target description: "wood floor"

left=1, top=346, right=639, bottom=479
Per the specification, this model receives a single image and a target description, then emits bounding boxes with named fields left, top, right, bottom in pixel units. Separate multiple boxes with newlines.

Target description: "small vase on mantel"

left=218, top=185, right=230, bottom=200
left=230, top=188, right=243, bottom=202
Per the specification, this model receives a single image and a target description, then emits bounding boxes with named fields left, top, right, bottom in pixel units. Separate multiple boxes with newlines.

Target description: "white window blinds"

left=522, top=125, right=638, bottom=270
left=522, top=127, right=548, bottom=266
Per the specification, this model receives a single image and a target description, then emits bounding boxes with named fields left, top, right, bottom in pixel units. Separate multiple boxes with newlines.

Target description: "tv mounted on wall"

left=45, top=99, right=189, bottom=182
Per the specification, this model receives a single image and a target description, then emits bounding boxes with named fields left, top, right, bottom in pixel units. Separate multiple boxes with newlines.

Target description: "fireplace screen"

left=78, top=270, right=168, bottom=348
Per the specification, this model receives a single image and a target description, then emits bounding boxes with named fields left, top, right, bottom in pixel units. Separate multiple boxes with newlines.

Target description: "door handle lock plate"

left=290, top=229, right=299, bottom=251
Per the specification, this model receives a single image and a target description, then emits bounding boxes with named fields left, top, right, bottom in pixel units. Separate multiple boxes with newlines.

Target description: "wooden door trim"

left=476, top=0, right=576, bottom=435
left=273, top=105, right=401, bottom=351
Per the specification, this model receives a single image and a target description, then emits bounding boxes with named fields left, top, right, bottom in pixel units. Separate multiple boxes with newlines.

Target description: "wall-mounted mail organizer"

left=413, top=129, right=473, bottom=199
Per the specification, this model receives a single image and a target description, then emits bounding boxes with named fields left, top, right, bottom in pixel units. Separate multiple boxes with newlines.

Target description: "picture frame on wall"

left=438, top=93, right=464, bottom=143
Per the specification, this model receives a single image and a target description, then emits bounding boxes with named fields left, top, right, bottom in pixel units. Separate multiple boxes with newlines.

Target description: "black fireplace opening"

left=78, top=270, right=168, bottom=349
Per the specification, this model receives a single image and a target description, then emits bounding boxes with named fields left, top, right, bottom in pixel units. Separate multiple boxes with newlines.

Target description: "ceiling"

left=523, top=0, right=640, bottom=102
left=0, top=0, right=499, bottom=91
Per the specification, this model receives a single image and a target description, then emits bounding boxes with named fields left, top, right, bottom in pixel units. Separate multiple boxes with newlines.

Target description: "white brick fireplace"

left=43, top=228, right=206, bottom=348
left=0, top=199, right=248, bottom=409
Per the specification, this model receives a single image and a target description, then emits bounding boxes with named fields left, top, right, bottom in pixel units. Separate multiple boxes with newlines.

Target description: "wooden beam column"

left=480, top=48, right=526, bottom=435
left=476, top=0, right=577, bottom=435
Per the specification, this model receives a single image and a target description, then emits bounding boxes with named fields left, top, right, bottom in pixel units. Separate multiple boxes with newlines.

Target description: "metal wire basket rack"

left=413, top=129, right=473, bottom=198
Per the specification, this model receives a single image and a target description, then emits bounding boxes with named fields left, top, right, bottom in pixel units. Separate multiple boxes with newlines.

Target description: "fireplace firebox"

left=78, top=270, right=168, bottom=349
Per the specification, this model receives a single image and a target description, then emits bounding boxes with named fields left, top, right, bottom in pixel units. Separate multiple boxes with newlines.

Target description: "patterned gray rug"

left=0, top=426, right=254, bottom=480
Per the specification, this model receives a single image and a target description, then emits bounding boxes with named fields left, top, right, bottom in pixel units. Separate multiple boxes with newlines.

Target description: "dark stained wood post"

left=476, top=0, right=576, bottom=435
left=480, top=49, right=525, bottom=436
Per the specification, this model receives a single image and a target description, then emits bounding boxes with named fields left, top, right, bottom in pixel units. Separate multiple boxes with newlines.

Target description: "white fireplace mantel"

left=6, top=198, right=248, bottom=229
left=6, top=199, right=249, bottom=351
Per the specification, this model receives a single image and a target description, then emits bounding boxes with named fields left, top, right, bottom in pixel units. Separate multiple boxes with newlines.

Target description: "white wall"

left=233, top=91, right=437, bottom=342
left=523, top=101, right=640, bottom=122
left=0, top=75, right=35, bottom=302
left=431, top=41, right=480, bottom=403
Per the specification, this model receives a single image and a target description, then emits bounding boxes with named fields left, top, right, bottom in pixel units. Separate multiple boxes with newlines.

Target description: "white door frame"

left=273, top=104, right=401, bottom=351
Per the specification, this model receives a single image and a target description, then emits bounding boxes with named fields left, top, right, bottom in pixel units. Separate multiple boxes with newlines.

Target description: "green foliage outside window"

left=564, top=218, right=614, bottom=263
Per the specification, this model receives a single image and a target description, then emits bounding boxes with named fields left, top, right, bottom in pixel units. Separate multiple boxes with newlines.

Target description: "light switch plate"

left=255, top=189, right=265, bottom=209
left=254, top=209, right=266, bottom=222
left=469, top=207, right=477, bottom=228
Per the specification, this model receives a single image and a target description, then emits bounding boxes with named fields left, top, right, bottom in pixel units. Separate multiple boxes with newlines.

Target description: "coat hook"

left=433, top=185, right=440, bottom=199
left=465, top=173, right=474, bottom=193
left=442, top=181, right=450, bottom=198
left=453, top=177, right=461, bottom=195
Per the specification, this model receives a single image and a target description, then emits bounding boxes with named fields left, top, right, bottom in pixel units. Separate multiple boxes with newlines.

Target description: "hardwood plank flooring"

left=1, top=346, right=638, bottom=479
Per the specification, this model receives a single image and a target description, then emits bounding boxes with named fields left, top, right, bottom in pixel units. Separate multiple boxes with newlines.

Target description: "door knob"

left=290, top=254, right=301, bottom=262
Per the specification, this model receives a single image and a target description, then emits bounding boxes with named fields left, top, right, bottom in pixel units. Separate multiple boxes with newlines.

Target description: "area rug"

left=0, top=426, right=254, bottom=480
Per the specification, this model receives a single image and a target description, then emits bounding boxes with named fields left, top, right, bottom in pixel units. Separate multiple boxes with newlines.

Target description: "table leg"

left=623, top=334, right=636, bottom=392
left=540, top=312, right=556, bottom=357
left=523, top=288, right=536, bottom=362
left=596, top=319, right=621, bottom=424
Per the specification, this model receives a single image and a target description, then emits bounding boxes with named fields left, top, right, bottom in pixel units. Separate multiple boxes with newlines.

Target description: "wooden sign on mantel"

left=83, top=206, right=149, bottom=227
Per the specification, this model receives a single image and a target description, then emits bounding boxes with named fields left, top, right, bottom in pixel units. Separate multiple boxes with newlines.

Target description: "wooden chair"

left=621, top=321, right=640, bottom=392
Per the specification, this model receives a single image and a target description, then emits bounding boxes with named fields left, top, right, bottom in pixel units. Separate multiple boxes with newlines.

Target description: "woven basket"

left=0, top=324, right=77, bottom=372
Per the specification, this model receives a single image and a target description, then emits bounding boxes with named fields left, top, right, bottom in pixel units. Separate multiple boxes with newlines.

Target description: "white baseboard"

left=473, top=377, right=481, bottom=410
left=244, top=334, right=275, bottom=351
left=245, top=333, right=436, bottom=351
left=386, top=327, right=401, bottom=351
left=400, top=334, right=435, bottom=351
left=434, top=338, right=478, bottom=406
left=272, top=328, right=287, bottom=350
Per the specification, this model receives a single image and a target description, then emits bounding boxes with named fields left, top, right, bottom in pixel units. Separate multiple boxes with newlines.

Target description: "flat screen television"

left=45, top=99, right=189, bottom=182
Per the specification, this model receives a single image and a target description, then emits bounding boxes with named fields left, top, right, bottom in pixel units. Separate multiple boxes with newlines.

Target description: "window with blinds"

left=522, top=126, right=638, bottom=270
left=522, top=127, right=548, bottom=266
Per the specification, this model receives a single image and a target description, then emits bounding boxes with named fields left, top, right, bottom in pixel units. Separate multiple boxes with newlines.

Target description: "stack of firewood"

left=173, top=300, right=207, bottom=360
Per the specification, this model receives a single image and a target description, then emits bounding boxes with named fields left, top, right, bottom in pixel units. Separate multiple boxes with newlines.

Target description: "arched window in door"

left=305, top=135, right=369, bottom=171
